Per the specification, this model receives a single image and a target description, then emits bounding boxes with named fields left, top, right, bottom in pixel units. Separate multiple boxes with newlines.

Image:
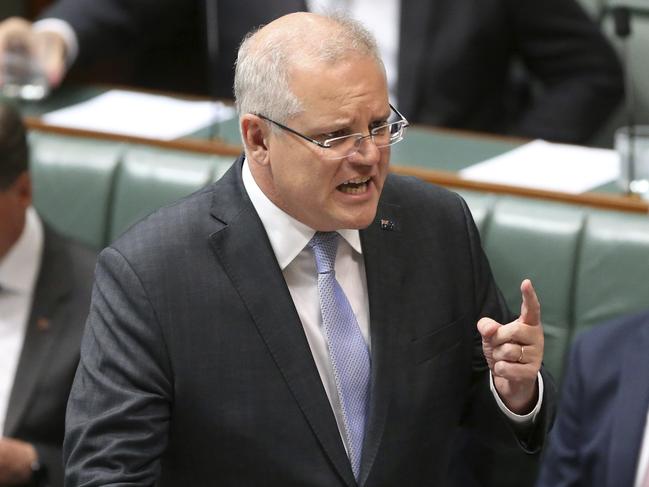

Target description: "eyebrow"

left=304, top=103, right=394, bottom=133
left=323, top=110, right=392, bottom=131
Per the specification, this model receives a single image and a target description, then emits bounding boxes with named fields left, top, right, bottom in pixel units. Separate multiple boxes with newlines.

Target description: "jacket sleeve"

left=449, top=195, right=557, bottom=487
left=40, top=0, right=195, bottom=67
left=63, top=246, right=173, bottom=487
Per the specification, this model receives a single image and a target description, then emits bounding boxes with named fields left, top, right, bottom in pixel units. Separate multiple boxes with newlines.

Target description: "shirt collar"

left=0, top=207, right=44, bottom=295
left=241, top=158, right=362, bottom=270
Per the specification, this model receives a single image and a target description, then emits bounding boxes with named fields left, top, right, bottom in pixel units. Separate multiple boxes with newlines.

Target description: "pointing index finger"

left=520, top=279, right=541, bottom=326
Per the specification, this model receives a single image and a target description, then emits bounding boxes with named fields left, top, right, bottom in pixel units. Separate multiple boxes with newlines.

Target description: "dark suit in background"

left=4, top=226, right=95, bottom=487
left=63, top=158, right=555, bottom=486
left=536, top=310, right=649, bottom=487
left=42, top=0, right=622, bottom=143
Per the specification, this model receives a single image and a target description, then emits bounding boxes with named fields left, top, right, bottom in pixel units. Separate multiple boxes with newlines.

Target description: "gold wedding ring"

left=518, top=345, right=525, bottom=363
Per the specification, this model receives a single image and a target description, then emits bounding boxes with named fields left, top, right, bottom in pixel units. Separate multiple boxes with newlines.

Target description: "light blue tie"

left=308, top=231, right=371, bottom=479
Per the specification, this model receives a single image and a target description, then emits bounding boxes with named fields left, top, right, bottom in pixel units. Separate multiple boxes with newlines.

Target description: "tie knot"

left=308, top=231, right=339, bottom=274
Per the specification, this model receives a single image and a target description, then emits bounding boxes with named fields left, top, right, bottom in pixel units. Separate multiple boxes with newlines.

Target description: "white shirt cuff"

left=33, top=18, right=78, bottom=66
left=489, top=371, right=544, bottom=425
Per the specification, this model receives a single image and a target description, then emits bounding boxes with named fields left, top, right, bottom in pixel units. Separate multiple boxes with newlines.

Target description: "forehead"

left=288, top=55, right=389, bottom=123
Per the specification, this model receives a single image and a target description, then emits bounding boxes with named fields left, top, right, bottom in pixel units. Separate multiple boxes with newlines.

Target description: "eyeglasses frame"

left=255, top=103, right=409, bottom=155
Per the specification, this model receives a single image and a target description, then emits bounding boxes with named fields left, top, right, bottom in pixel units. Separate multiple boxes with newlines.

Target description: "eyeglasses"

left=256, top=104, right=409, bottom=160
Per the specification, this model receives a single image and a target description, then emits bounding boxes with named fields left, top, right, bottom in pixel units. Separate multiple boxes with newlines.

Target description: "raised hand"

left=477, top=279, right=544, bottom=414
left=0, top=17, right=67, bottom=89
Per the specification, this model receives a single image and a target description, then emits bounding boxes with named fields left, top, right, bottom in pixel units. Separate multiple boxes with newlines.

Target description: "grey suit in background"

left=63, top=157, right=555, bottom=486
left=5, top=226, right=95, bottom=487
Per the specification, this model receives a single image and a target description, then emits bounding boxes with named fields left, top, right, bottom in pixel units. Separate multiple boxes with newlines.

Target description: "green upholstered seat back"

left=456, top=190, right=496, bottom=235
left=108, top=147, right=232, bottom=242
left=459, top=190, right=649, bottom=382
left=29, top=131, right=234, bottom=248
left=29, top=132, right=123, bottom=249
left=572, top=210, right=649, bottom=337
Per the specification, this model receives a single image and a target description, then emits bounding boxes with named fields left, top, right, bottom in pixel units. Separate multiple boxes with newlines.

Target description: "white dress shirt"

left=33, top=18, right=79, bottom=67
left=241, top=160, right=540, bottom=457
left=243, top=160, right=369, bottom=456
left=634, top=411, right=649, bottom=487
left=0, top=207, right=44, bottom=434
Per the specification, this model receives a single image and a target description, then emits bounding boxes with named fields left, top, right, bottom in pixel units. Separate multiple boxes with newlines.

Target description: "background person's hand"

left=0, top=17, right=67, bottom=89
left=477, top=279, right=544, bottom=414
left=0, top=437, right=37, bottom=485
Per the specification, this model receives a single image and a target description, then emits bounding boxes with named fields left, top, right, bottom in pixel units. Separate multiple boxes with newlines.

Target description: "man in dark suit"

left=0, top=0, right=623, bottom=143
left=536, top=310, right=649, bottom=487
left=63, top=13, right=554, bottom=486
left=0, top=102, right=95, bottom=487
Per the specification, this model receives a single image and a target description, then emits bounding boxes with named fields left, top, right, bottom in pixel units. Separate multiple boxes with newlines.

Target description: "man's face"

left=261, top=56, right=391, bottom=231
left=0, top=173, right=30, bottom=259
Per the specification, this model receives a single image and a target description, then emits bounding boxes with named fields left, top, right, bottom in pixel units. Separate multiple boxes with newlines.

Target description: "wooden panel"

left=24, top=115, right=649, bottom=215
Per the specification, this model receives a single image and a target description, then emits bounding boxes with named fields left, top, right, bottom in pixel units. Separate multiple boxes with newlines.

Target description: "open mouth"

left=337, top=177, right=371, bottom=194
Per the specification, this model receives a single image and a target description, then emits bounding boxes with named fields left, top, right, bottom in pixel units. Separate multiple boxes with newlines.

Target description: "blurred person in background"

left=0, top=101, right=95, bottom=487
left=536, top=309, right=649, bottom=487
left=0, top=0, right=623, bottom=144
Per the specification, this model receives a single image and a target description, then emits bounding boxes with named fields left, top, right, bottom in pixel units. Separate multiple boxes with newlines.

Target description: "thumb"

left=477, top=317, right=500, bottom=342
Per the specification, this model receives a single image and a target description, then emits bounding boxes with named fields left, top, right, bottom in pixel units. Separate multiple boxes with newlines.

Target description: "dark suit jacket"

left=536, top=311, right=649, bottom=487
left=3, top=226, right=95, bottom=487
left=43, top=0, right=622, bottom=143
left=63, top=157, right=555, bottom=486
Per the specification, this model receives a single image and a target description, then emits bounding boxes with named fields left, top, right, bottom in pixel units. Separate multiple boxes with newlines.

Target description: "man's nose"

left=350, top=134, right=383, bottom=165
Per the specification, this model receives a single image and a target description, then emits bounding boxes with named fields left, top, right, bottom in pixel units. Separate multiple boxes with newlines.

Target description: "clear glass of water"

left=1, top=50, right=50, bottom=101
left=615, top=126, right=649, bottom=198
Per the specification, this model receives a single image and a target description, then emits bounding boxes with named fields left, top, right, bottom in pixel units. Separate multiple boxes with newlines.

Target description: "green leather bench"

left=28, top=131, right=649, bottom=386
left=29, top=131, right=233, bottom=249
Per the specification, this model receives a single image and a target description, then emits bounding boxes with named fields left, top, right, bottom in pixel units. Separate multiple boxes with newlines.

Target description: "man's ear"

left=12, top=171, right=32, bottom=208
left=241, top=114, right=271, bottom=166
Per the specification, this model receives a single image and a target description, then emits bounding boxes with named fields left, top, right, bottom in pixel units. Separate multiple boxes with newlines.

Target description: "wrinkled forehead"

left=287, top=59, right=390, bottom=130
left=288, top=52, right=387, bottom=96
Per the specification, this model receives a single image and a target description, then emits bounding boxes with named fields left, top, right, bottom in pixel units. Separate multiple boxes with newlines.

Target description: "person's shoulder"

left=43, top=225, right=96, bottom=277
left=572, top=309, right=649, bottom=359
left=40, top=225, right=96, bottom=322
left=381, top=174, right=473, bottom=232
left=383, top=173, right=464, bottom=208
left=111, top=183, right=217, bottom=251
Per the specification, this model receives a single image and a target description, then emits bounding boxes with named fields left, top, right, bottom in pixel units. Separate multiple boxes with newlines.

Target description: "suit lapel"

left=607, top=321, right=649, bottom=486
left=397, top=0, right=436, bottom=115
left=207, top=160, right=356, bottom=487
left=3, top=230, right=71, bottom=436
left=358, top=201, right=404, bottom=486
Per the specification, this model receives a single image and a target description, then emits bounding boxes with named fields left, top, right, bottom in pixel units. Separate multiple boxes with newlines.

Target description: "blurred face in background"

left=0, top=172, right=30, bottom=259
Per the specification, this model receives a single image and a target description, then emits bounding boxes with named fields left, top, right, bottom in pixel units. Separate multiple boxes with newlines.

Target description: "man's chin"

left=337, top=208, right=379, bottom=231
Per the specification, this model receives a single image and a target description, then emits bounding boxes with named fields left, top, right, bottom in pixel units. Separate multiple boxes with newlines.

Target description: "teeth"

left=343, top=177, right=370, bottom=185
left=338, top=177, right=370, bottom=194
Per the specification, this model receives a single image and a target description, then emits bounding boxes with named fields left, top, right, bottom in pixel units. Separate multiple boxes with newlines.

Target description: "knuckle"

left=494, top=360, right=508, bottom=376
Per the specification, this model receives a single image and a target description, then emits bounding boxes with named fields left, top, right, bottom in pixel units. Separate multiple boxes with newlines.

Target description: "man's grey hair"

left=234, top=13, right=384, bottom=126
